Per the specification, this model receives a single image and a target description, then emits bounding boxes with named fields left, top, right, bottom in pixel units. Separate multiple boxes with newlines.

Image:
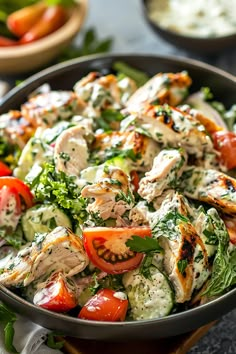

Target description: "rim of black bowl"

left=1, top=52, right=236, bottom=108
left=0, top=53, right=236, bottom=333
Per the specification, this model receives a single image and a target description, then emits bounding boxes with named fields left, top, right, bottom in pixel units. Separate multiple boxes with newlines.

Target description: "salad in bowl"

left=0, top=60, right=236, bottom=324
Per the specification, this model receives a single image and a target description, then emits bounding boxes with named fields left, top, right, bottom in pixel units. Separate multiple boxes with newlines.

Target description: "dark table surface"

left=0, top=1, right=236, bottom=353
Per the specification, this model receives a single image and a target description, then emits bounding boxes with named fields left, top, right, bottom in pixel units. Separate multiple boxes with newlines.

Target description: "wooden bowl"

left=0, top=0, right=87, bottom=75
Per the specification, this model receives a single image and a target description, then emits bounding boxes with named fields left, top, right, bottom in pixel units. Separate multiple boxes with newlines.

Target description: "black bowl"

left=142, top=0, right=236, bottom=54
left=0, top=54, right=236, bottom=340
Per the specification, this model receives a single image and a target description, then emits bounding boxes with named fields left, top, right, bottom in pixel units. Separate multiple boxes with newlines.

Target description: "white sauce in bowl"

left=147, top=0, right=236, bottom=38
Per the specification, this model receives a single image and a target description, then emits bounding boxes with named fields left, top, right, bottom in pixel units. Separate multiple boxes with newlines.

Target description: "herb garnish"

left=112, top=61, right=149, bottom=87
left=0, top=302, right=18, bottom=353
left=126, top=235, right=162, bottom=253
left=177, top=259, right=188, bottom=275
left=126, top=236, right=163, bottom=280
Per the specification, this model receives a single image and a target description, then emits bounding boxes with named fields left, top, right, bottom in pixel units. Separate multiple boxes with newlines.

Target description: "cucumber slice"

left=123, top=266, right=173, bottom=320
left=22, top=204, right=72, bottom=242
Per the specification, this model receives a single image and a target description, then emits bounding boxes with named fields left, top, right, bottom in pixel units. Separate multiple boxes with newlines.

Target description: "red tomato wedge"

left=33, top=272, right=77, bottom=312
left=0, top=186, right=21, bottom=233
left=222, top=216, right=236, bottom=244
left=0, top=177, right=34, bottom=209
left=212, top=131, right=236, bottom=170
left=78, top=288, right=128, bottom=321
left=20, top=5, right=66, bottom=44
left=0, top=162, right=12, bottom=177
left=83, top=227, right=151, bottom=274
left=7, top=2, right=47, bottom=38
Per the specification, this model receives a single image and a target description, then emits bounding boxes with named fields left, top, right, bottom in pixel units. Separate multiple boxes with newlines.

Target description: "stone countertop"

left=1, top=1, right=236, bottom=353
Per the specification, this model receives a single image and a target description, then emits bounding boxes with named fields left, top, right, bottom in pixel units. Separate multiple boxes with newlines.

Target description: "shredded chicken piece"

left=54, top=125, right=89, bottom=176
left=81, top=166, right=134, bottom=220
left=0, top=110, right=36, bottom=149
left=126, top=71, right=192, bottom=113
left=181, top=167, right=236, bottom=215
left=92, top=130, right=160, bottom=171
left=138, top=148, right=187, bottom=203
left=150, top=193, right=210, bottom=303
left=74, top=72, right=137, bottom=119
left=21, top=91, right=85, bottom=127
left=0, top=227, right=88, bottom=287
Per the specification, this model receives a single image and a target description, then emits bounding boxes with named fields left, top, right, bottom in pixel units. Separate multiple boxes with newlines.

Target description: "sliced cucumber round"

left=22, top=204, right=72, bottom=242
left=123, top=266, right=173, bottom=320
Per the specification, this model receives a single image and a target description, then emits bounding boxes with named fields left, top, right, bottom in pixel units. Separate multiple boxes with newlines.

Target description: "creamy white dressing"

left=148, top=0, right=236, bottom=38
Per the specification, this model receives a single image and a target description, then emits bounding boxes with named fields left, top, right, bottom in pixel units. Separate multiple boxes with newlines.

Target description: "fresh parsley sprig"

left=126, top=235, right=163, bottom=280
left=0, top=303, right=18, bottom=353
left=126, top=235, right=162, bottom=253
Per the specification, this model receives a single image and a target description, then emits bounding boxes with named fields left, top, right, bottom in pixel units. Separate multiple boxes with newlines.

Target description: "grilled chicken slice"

left=81, top=166, right=134, bottom=220
left=126, top=72, right=192, bottom=113
left=180, top=105, right=224, bottom=135
left=138, top=148, right=187, bottom=203
left=54, top=125, right=89, bottom=176
left=0, top=227, right=88, bottom=287
left=122, top=104, right=214, bottom=158
left=0, top=110, right=36, bottom=149
left=74, top=72, right=137, bottom=118
left=150, top=192, right=209, bottom=303
left=192, top=206, right=220, bottom=258
left=21, top=91, right=86, bottom=127
left=181, top=167, right=236, bottom=215
left=91, top=131, right=160, bottom=171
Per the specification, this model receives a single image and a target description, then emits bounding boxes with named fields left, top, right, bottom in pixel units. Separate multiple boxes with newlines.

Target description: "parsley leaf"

left=32, top=162, right=87, bottom=225
left=139, top=253, right=153, bottom=280
left=204, top=228, right=236, bottom=297
left=177, top=259, right=188, bottom=274
left=126, top=236, right=162, bottom=253
left=46, top=333, right=64, bottom=350
left=0, top=302, right=18, bottom=353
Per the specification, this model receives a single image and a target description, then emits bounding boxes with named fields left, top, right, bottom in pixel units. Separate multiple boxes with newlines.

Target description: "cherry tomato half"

left=83, top=227, right=151, bottom=274
left=0, top=177, right=34, bottom=209
left=0, top=186, right=21, bottom=234
left=33, top=272, right=77, bottom=312
left=78, top=288, right=128, bottom=321
left=0, top=162, right=12, bottom=177
left=212, top=131, right=236, bottom=170
left=222, top=216, right=236, bottom=244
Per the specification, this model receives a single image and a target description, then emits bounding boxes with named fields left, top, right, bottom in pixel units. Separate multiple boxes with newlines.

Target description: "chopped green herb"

left=0, top=302, right=18, bottom=354
left=32, top=162, right=87, bottom=225
left=195, top=251, right=204, bottom=263
left=113, top=61, right=149, bottom=87
left=139, top=253, right=153, bottom=280
left=59, top=152, right=70, bottom=161
left=126, top=236, right=162, bottom=253
left=46, top=333, right=64, bottom=350
left=201, top=87, right=214, bottom=101
left=177, top=259, right=188, bottom=274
